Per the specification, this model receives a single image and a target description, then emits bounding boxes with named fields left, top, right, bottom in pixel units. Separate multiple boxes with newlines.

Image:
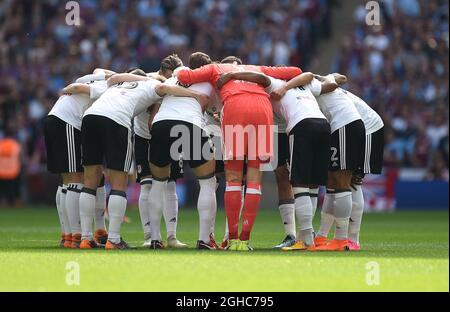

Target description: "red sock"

left=224, top=182, right=243, bottom=240
left=240, top=182, right=261, bottom=241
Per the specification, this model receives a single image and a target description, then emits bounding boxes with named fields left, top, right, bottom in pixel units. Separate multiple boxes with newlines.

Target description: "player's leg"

left=105, top=169, right=132, bottom=249
left=134, top=134, right=153, bottom=245
left=316, top=120, right=366, bottom=251
left=164, top=162, right=187, bottom=248
left=102, top=117, right=135, bottom=250
left=148, top=120, right=174, bottom=249
left=94, top=174, right=108, bottom=246
left=43, top=115, right=73, bottom=247
left=192, top=161, right=217, bottom=249
left=79, top=165, right=102, bottom=248
left=62, top=172, right=84, bottom=248
left=237, top=95, right=274, bottom=251
left=188, top=125, right=217, bottom=250
left=349, top=173, right=364, bottom=250
left=224, top=161, right=245, bottom=250
left=148, top=163, right=171, bottom=249
left=349, top=127, right=384, bottom=250
left=78, top=115, right=105, bottom=248
left=273, top=164, right=296, bottom=248
left=281, top=121, right=316, bottom=251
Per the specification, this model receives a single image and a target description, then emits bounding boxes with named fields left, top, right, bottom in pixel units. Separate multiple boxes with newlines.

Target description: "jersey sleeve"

left=76, top=73, right=106, bottom=83
left=145, top=80, right=163, bottom=101
left=177, top=64, right=215, bottom=85
left=265, top=77, right=284, bottom=94
left=259, top=66, right=302, bottom=80
left=89, top=82, right=108, bottom=100
left=306, top=78, right=322, bottom=97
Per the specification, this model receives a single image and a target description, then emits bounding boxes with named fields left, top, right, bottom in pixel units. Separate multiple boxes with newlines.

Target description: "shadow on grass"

left=2, top=244, right=448, bottom=260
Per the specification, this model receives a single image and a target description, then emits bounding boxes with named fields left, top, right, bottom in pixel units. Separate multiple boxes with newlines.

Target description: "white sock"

left=318, top=192, right=335, bottom=238
left=349, top=185, right=364, bottom=244
left=79, top=188, right=96, bottom=241
left=148, top=180, right=167, bottom=242
left=210, top=178, right=220, bottom=236
left=293, top=187, right=314, bottom=246
left=66, top=183, right=83, bottom=234
left=309, top=188, right=319, bottom=217
left=107, top=191, right=128, bottom=244
left=139, top=180, right=152, bottom=240
left=198, top=176, right=217, bottom=243
left=278, top=200, right=296, bottom=238
left=95, top=186, right=106, bottom=231
left=164, top=181, right=178, bottom=239
left=333, top=190, right=353, bottom=240
left=59, top=186, right=71, bottom=234
left=55, top=186, right=64, bottom=233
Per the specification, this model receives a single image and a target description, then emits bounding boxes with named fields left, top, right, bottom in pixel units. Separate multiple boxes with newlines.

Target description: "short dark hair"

left=221, top=56, right=243, bottom=65
left=189, top=52, right=212, bottom=69
left=160, top=54, right=183, bottom=72
left=126, top=68, right=147, bottom=76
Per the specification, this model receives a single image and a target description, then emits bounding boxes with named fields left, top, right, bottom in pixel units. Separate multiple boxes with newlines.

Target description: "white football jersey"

left=343, top=89, right=384, bottom=135
left=49, top=80, right=107, bottom=130
left=84, top=79, right=162, bottom=130
left=315, top=82, right=362, bottom=133
left=133, top=76, right=164, bottom=139
left=266, top=77, right=326, bottom=134
left=153, top=77, right=215, bottom=129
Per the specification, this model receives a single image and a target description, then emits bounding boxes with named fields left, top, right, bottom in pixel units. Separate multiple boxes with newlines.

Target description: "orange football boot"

left=71, top=233, right=81, bottom=249
left=314, top=236, right=329, bottom=247
left=314, top=239, right=350, bottom=251
left=63, top=234, right=72, bottom=248
left=80, top=239, right=99, bottom=249
left=94, top=229, right=108, bottom=246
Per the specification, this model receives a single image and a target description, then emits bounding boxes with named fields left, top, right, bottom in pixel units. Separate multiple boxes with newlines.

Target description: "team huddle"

left=44, top=52, right=384, bottom=251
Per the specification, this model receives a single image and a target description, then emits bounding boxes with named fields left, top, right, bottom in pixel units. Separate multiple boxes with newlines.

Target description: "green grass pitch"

left=0, top=207, right=448, bottom=292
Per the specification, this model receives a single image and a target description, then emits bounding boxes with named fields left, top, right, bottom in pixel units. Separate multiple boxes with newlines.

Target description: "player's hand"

left=196, top=94, right=210, bottom=109
left=216, top=73, right=233, bottom=90
left=271, top=87, right=287, bottom=101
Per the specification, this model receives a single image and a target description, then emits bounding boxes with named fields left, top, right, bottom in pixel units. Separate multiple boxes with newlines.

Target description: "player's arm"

left=270, top=72, right=314, bottom=100
left=61, top=83, right=90, bottom=95
left=216, top=71, right=271, bottom=90
left=147, top=73, right=167, bottom=82
left=93, top=68, right=116, bottom=78
left=259, top=66, right=302, bottom=80
left=177, top=64, right=215, bottom=85
left=317, top=74, right=339, bottom=94
left=148, top=102, right=161, bottom=130
left=107, top=73, right=149, bottom=87
left=155, top=84, right=210, bottom=109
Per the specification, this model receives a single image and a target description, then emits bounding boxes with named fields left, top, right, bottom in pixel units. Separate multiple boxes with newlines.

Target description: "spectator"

left=334, top=0, right=449, bottom=169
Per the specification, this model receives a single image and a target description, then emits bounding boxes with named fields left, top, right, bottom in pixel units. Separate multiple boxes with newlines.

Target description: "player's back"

left=344, top=89, right=384, bottom=134
left=85, top=79, right=161, bottom=130
left=49, top=80, right=107, bottom=130
left=212, top=64, right=269, bottom=101
left=316, top=87, right=361, bottom=133
left=154, top=76, right=214, bottom=128
left=268, top=78, right=325, bottom=134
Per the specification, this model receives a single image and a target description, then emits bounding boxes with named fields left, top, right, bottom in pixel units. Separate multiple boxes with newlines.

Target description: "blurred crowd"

left=0, top=0, right=333, bottom=177
left=0, top=0, right=448, bottom=202
left=333, top=0, right=449, bottom=180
